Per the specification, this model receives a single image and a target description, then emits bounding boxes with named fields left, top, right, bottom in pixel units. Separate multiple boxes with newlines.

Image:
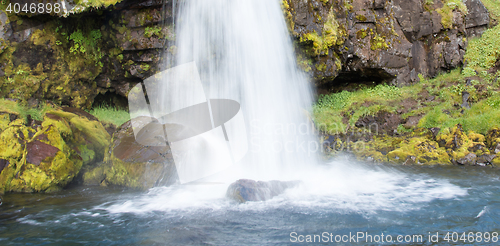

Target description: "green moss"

left=102, top=149, right=164, bottom=190
left=356, top=29, right=368, bottom=39
left=281, top=0, right=294, bottom=33
left=314, top=66, right=500, bottom=137
left=437, top=0, right=468, bottom=29
left=144, top=26, right=163, bottom=38
left=0, top=116, right=78, bottom=193
left=299, top=7, right=344, bottom=56
left=0, top=103, right=111, bottom=193
left=82, top=164, right=107, bottom=185
left=0, top=18, right=105, bottom=108
left=387, top=137, right=450, bottom=165
left=69, top=29, right=104, bottom=67
left=296, top=53, right=313, bottom=72
left=316, top=63, right=327, bottom=72
left=74, top=0, right=124, bottom=9
left=356, top=15, right=367, bottom=22
left=0, top=99, right=54, bottom=122
left=370, top=34, right=388, bottom=50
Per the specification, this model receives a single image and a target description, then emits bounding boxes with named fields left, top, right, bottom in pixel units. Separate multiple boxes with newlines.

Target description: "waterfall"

left=110, top=0, right=467, bottom=211
left=154, top=0, right=318, bottom=181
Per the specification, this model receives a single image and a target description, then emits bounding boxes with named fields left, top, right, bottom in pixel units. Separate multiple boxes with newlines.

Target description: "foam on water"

left=103, top=157, right=467, bottom=215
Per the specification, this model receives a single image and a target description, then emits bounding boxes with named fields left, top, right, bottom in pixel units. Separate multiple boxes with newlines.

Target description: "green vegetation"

left=144, top=26, right=163, bottom=38
left=436, top=0, right=468, bottom=29
left=69, top=29, right=104, bottom=67
left=87, top=106, right=130, bottom=127
left=461, top=0, right=500, bottom=76
left=370, top=34, right=388, bottom=50
left=0, top=100, right=111, bottom=194
left=75, top=0, right=124, bottom=9
left=281, top=0, right=295, bottom=33
left=299, top=7, right=345, bottom=56
left=313, top=68, right=500, bottom=135
left=314, top=83, right=410, bottom=134
left=481, top=0, right=500, bottom=22
left=463, top=25, right=500, bottom=72
left=0, top=99, right=54, bottom=121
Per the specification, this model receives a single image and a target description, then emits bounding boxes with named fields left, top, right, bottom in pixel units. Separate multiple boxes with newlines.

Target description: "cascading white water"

left=105, top=0, right=466, bottom=213
left=170, top=0, right=317, bottom=180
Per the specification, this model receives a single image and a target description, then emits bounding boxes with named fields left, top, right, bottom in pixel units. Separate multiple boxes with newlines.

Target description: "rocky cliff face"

left=0, top=0, right=494, bottom=108
left=0, top=0, right=174, bottom=108
left=284, top=0, right=491, bottom=90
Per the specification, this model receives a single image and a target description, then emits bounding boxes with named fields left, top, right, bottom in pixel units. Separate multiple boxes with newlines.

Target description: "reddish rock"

left=26, top=141, right=60, bottom=166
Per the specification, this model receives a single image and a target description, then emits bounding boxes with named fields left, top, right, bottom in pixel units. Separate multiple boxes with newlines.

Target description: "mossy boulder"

left=435, top=124, right=492, bottom=164
left=83, top=117, right=178, bottom=189
left=486, top=127, right=500, bottom=152
left=0, top=105, right=110, bottom=194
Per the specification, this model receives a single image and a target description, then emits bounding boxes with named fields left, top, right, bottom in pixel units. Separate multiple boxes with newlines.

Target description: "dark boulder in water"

left=226, top=179, right=301, bottom=203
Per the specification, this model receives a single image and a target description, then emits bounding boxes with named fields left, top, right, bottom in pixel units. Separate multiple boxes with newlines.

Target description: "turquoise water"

left=1, top=162, right=499, bottom=245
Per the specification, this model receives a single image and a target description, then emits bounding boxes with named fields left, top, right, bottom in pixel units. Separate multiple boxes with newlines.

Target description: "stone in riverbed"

left=226, top=179, right=301, bottom=203
left=476, top=154, right=497, bottom=166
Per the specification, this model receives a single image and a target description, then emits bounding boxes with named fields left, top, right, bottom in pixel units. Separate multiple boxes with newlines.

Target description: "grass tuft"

left=0, top=99, right=53, bottom=121
left=87, top=106, right=130, bottom=127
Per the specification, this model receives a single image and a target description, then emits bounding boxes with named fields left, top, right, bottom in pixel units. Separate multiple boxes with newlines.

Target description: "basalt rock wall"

left=0, top=0, right=175, bottom=108
left=284, top=0, right=491, bottom=90
left=0, top=0, right=494, bottom=108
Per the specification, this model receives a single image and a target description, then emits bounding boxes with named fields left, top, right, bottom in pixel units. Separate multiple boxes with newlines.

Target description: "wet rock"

left=429, top=127, right=441, bottom=138
left=0, top=159, right=9, bottom=174
left=476, top=154, right=496, bottom=166
left=457, top=153, right=477, bottom=165
left=226, top=179, right=301, bottom=203
left=0, top=0, right=173, bottom=108
left=403, top=156, right=417, bottom=165
left=83, top=117, right=178, bottom=189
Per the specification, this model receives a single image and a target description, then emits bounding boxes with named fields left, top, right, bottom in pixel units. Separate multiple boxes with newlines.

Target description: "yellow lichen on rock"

left=0, top=102, right=111, bottom=194
left=387, top=137, right=450, bottom=165
left=437, top=0, right=468, bottom=29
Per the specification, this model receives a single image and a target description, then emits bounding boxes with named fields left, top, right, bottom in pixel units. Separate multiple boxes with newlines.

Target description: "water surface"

left=1, top=160, right=499, bottom=245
